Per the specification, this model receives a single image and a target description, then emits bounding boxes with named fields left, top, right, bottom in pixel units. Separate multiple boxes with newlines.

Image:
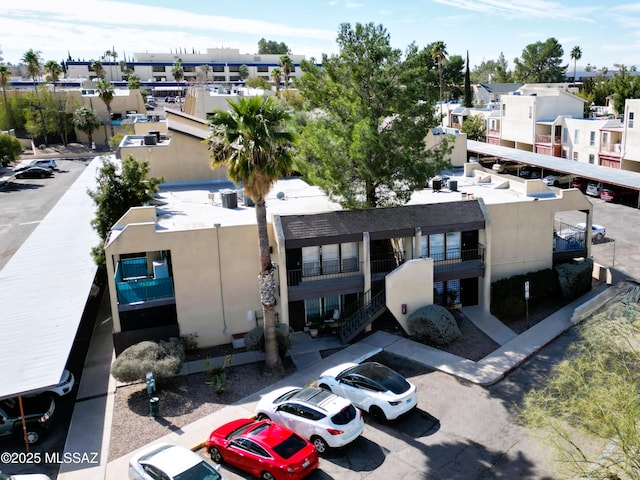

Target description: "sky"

left=2, top=0, right=640, bottom=72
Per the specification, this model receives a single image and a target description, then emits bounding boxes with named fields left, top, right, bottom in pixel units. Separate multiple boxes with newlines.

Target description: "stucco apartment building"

left=107, top=119, right=594, bottom=353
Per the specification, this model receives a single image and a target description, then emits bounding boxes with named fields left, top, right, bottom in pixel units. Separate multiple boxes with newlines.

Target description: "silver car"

left=128, top=443, right=223, bottom=480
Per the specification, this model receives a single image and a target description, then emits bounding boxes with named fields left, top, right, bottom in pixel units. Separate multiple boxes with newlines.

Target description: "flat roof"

left=0, top=157, right=101, bottom=399
left=467, top=140, right=640, bottom=191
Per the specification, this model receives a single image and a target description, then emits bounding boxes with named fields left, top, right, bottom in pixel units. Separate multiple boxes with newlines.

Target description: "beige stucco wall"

left=385, top=258, right=434, bottom=333
left=105, top=207, right=280, bottom=348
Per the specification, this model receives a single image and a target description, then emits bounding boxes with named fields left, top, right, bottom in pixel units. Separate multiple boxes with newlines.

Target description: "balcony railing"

left=600, top=142, right=622, bottom=154
left=287, top=261, right=362, bottom=286
left=426, top=246, right=485, bottom=273
left=371, top=251, right=406, bottom=274
left=115, top=258, right=175, bottom=305
left=487, top=128, right=500, bottom=137
left=535, top=134, right=561, bottom=144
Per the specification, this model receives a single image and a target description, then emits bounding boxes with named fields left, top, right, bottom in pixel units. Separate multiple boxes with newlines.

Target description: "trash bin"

left=149, top=397, right=160, bottom=417
left=449, top=179, right=458, bottom=191
left=221, top=189, right=238, bottom=209
left=432, top=179, right=442, bottom=192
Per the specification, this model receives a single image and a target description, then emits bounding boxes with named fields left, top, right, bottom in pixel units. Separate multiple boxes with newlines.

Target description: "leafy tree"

left=493, top=52, right=512, bottom=83
left=610, top=66, right=640, bottom=115
left=0, top=131, right=22, bottom=167
left=461, top=114, right=485, bottom=141
left=87, top=155, right=163, bottom=266
left=521, top=287, right=640, bottom=479
left=91, top=60, right=105, bottom=79
left=296, top=22, right=451, bottom=209
left=570, top=46, right=582, bottom=83
left=441, top=54, right=464, bottom=101
left=463, top=51, right=472, bottom=107
left=270, top=67, right=282, bottom=94
left=22, top=49, right=48, bottom=145
left=0, top=65, right=12, bottom=130
left=513, top=38, right=567, bottom=83
left=429, top=41, right=448, bottom=102
left=207, top=96, right=296, bottom=373
left=280, top=55, right=293, bottom=89
left=172, top=58, right=184, bottom=111
left=96, top=77, right=115, bottom=138
left=246, top=77, right=270, bottom=90
left=73, top=105, right=101, bottom=146
left=257, top=38, right=290, bottom=55
left=239, top=64, right=249, bottom=84
left=44, top=60, right=62, bottom=90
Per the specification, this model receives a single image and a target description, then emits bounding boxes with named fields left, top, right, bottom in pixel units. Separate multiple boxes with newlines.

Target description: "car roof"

left=245, top=420, right=298, bottom=446
left=289, top=386, right=341, bottom=409
left=136, top=443, right=202, bottom=477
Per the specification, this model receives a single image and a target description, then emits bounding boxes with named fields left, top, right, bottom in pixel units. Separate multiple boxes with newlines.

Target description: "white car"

left=26, top=370, right=75, bottom=399
left=317, top=362, right=418, bottom=422
left=128, top=443, right=223, bottom=480
left=0, top=474, right=51, bottom=480
left=542, top=173, right=571, bottom=187
left=255, top=386, right=364, bottom=454
left=574, top=222, right=606, bottom=242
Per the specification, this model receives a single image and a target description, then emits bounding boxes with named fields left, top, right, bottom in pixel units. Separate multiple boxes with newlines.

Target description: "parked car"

left=570, top=177, right=589, bottom=192
left=164, top=96, right=176, bottom=103
left=574, top=222, right=606, bottom=242
left=586, top=181, right=603, bottom=197
left=24, top=369, right=75, bottom=399
left=255, top=386, right=364, bottom=454
left=0, top=474, right=51, bottom=479
left=518, top=166, right=542, bottom=179
left=144, top=103, right=156, bottom=111
left=0, top=396, right=55, bottom=444
left=600, top=185, right=638, bottom=204
left=206, top=418, right=319, bottom=480
left=557, top=223, right=606, bottom=243
left=15, top=167, right=54, bottom=179
left=491, top=161, right=519, bottom=174
left=317, top=361, right=418, bottom=422
left=128, top=442, right=223, bottom=480
left=14, top=159, right=57, bottom=173
left=542, top=173, right=572, bottom=187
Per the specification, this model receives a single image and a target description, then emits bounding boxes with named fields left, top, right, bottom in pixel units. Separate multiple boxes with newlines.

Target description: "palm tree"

left=91, top=60, right=105, bottom=79
left=171, top=58, right=184, bottom=111
left=73, top=105, right=101, bottom=147
left=271, top=67, right=282, bottom=95
left=0, top=65, right=12, bottom=130
left=44, top=60, right=62, bottom=91
left=104, top=48, right=118, bottom=80
left=571, top=46, right=582, bottom=84
left=279, top=55, right=293, bottom=89
left=207, top=96, right=296, bottom=373
left=22, top=48, right=48, bottom=145
left=430, top=41, right=448, bottom=103
left=96, top=77, right=115, bottom=138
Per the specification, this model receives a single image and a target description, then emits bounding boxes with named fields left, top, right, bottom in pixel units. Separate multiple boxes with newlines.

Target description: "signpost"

left=524, top=280, right=530, bottom=328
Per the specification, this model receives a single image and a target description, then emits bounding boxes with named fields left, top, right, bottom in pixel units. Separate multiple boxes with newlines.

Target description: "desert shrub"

left=110, top=338, right=185, bottom=383
left=205, top=354, right=233, bottom=393
left=555, top=258, right=593, bottom=299
left=0, top=132, right=22, bottom=167
left=244, top=323, right=295, bottom=357
left=180, top=333, right=199, bottom=353
left=492, top=295, right=526, bottom=318
left=407, top=305, right=461, bottom=345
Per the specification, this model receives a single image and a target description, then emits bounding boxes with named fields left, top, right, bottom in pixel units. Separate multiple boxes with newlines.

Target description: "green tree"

left=570, top=46, right=582, bottom=83
left=87, top=155, right=163, bottom=266
left=91, top=60, right=105, bottom=79
left=172, top=58, right=184, bottom=111
left=104, top=48, right=118, bottom=80
left=246, top=77, right=270, bottom=90
left=280, top=55, right=293, bottom=89
left=0, top=65, right=12, bottom=130
left=257, top=38, right=290, bottom=55
left=22, top=49, right=48, bottom=145
left=493, top=52, right=512, bottom=83
left=429, top=41, right=448, bottom=102
left=521, top=289, right=640, bottom=479
left=460, top=114, right=485, bottom=141
left=296, top=22, right=451, bottom=209
left=441, top=54, right=464, bottom=101
left=463, top=51, right=472, bottom=107
left=270, top=67, right=282, bottom=94
left=207, top=96, right=296, bottom=373
left=610, top=66, right=640, bottom=115
left=73, top=105, right=101, bottom=147
left=127, top=74, right=141, bottom=91
left=96, top=77, right=115, bottom=139
left=0, top=131, right=22, bottom=167
left=239, top=64, right=249, bottom=84
left=44, top=60, right=62, bottom=91
left=513, top=37, right=567, bottom=83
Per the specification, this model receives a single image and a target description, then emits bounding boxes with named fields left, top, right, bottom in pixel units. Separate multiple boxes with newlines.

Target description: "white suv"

left=255, top=385, right=364, bottom=454
left=15, top=159, right=57, bottom=172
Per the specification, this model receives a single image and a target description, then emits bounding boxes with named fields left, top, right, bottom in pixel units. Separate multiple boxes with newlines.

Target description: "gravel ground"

left=108, top=294, right=575, bottom=461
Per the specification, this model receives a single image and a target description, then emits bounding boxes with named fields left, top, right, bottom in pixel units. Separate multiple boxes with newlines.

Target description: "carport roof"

left=467, top=140, right=640, bottom=191
left=0, top=157, right=101, bottom=400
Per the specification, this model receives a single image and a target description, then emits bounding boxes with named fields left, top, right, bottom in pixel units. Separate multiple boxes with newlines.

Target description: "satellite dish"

left=276, top=191, right=285, bottom=200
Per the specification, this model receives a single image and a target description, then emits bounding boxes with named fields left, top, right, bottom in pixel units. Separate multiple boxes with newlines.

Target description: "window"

left=302, top=246, right=320, bottom=276
left=304, top=296, right=340, bottom=324
left=574, top=130, right=579, bottom=143
left=212, top=66, right=225, bottom=72
left=183, top=66, right=195, bottom=73
left=589, top=154, right=595, bottom=164
left=602, top=132, right=608, bottom=144
left=562, top=128, right=568, bottom=143
left=528, top=106, right=532, bottom=119
left=573, top=152, right=579, bottom=161
left=302, top=243, right=358, bottom=276
left=228, top=66, right=240, bottom=72
left=589, top=131, right=595, bottom=146
left=341, top=242, right=358, bottom=272
left=152, top=65, right=165, bottom=73
left=419, top=232, right=461, bottom=261
left=321, top=244, right=339, bottom=274
left=257, top=66, right=268, bottom=73
left=629, top=112, right=635, bottom=128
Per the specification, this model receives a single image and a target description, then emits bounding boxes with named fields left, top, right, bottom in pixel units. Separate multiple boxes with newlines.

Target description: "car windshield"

left=272, top=433, right=308, bottom=459
left=352, top=362, right=410, bottom=394
left=227, top=421, right=265, bottom=439
left=174, top=461, right=221, bottom=480
left=331, top=404, right=357, bottom=425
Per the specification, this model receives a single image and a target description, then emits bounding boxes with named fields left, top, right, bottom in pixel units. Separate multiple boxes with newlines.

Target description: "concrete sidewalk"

left=58, top=282, right=615, bottom=480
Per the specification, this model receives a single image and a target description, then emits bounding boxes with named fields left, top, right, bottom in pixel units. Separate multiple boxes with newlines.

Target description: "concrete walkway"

left=57, top=282, right=615, bottom=480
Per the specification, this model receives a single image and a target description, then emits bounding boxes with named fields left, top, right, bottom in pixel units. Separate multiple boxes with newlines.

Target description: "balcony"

left=429, top=246, right=485, bottom=281
left=286, top=261, right=364, bottom=302
left=600, top=142, right=622, bottom=155
left=487, top=128, right=500, bottom=137
left=535, top=134, right=561, bottom=144
left=115, top=258, right=175, bottom=310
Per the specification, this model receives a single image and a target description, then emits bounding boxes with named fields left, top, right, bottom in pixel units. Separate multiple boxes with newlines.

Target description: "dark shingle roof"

left=279, top=201, right=486, bottom=248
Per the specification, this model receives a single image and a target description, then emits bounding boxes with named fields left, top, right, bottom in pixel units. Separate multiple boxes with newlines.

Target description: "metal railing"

left=370, top=251, right=406, bottom=274
left=287, top=261, right=363, bottom=286
left=339, top=289, right=387, bottom=343
left=428, top=246, right=485, bottom=272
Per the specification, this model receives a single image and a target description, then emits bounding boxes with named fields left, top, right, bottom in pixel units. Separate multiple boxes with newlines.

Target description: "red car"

left=570, top=177, right=589, bottom=193
left=206, top=418, right=319, bottom=480
left=600, top=185, right=637, bottom=204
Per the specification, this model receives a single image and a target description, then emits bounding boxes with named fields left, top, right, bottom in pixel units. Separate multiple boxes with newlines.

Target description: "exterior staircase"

left=339, top=289, right=387, bottom=344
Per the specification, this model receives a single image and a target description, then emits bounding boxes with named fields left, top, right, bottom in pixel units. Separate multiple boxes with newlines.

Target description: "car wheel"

left=594, top=233, right=604, bottom=242
left=40, top=172, right=46, bottom=178
left=369, top=405, right=387, bottom=423
left=318, top=384, right=331, bottom=392
left=256, top=412, right=270, bottom=421
left=209, top=447, right=223, bottom=464
left=24, top=426, right=42, bottom=444
left=261, top=471, right=275, bottom=480
left=311, top=435, right=329, bottom=454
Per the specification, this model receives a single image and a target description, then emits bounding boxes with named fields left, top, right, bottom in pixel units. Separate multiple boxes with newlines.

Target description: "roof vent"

left=276, top=191, right=285, bottom=200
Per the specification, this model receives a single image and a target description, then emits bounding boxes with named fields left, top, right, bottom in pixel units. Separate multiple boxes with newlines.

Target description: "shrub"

left=180, top=333, right=199, bottom=353
left=110, top=338, right=185, bottom=383
left=244, top=323, right=295, bottom=357
left=555, top=258, right=593, bottom=299
left=205, top=354, right=233, bottom=393
left=493, top=295, right=526, bottom=318
left=407, top=305, right=461, bottom=345
left=0, top=132, right=22, bottom=167
left=491, top=268, right=559, bottom=317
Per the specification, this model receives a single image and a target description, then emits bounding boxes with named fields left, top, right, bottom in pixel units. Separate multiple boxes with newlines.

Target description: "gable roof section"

left=479, top=83, right=522, bottom=94
left=279, top=202, right=486, bottom=248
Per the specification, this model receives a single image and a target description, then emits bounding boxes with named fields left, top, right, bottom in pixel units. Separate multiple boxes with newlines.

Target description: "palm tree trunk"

left=2, top=87, right=9, bottom=130
left=107, top=106, right=115, bottom=138
left=255, top=198, right=281, bottom=373
left=33, top=82, right=48, bottom=146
